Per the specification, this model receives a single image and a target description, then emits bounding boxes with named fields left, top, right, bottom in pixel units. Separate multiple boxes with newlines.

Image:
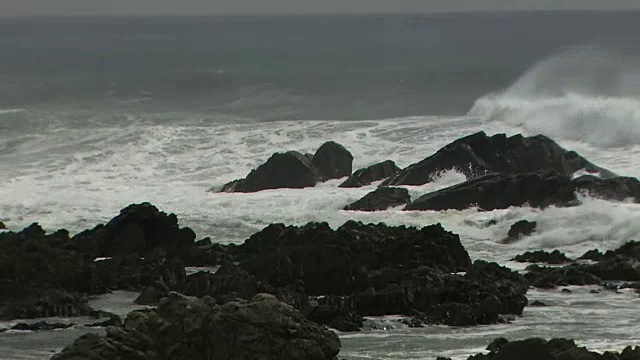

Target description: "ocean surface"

left=1, top=11, right=640, bottom=359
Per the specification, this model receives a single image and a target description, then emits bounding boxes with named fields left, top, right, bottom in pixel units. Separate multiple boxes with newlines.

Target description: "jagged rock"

left=384, top=132, right=615, bottom=187
left=405, top=170, right=640, bottom=212
left=219, top=151, right=320, bottom=192
left=579, top=249, right=605, bottom=262
left=344, top=187, right=410, bottom=211
left=0, top=221, right=6, bottom=230
left=85, top=314, right=123, bottom=328
left=503, top=220, right=538, bottom=244
left=339, top=160, right=401, bottom=188
left=312, top=141, right=353, bottom=180
left=513, top=250, right=571, bottom=264
left=0, top=289, right=93, bottom=320
left=466, top=338, right=635, bottom=360
left=524, top=264, right=601, bottom=289
left=134, top=286, right=163, bottom=305
left=586, top=241, right=640, bottom=281
left=2, top=321, right=74, bottom=332
left=71, top=202, right=196, bottom=259
left=52, top=293, right=341, bottom=360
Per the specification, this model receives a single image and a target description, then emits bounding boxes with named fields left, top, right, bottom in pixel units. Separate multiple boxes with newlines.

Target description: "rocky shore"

left=1, top=131, right=639, bottom=359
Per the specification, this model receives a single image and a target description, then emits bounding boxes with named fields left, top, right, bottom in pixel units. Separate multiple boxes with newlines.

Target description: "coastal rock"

left=0, top=221, right=5, bottom=230
left=312, top=141, right=353, bottom=180
left=344, top=187, right=410, bottom=211
left=466, top=337, right=636, bottom=360
left=71, top=202, right=196, bottom=259
left=52, top=293, right=341, bottom=360
left=405, top=171, right=640, bottom=212
left=384, top=132, right=615, bottom=187
left=405, top=171, right=576, bottom=211
left=512, top=250, right=572, bottom=264
left=220, top=151, right=320, bottom=192
left=5, top=321, right=74, bottom=332
left=339, top=160, right=401, bottom=188
left=0, top=289, right=93, bottom=320
left=585, top=241, right=640, bottom=281
left=524, top=264, right=601, bottom=289
left=503, top=220, right=538, bottom=244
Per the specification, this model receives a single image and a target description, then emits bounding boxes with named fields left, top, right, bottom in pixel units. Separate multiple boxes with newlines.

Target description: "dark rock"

left=194, top=237, right=212, bottom=247
left=384, top=131, right=615, bottom=187
left=467, top=338, right=603, bottom=360
left=530, top=300, right=547, bottom=307
left=513, top=250, right=571, bottom=264
left=579, top=249, right=605, bottom=262
left=53, top=293, right=341, bottom=360
left=503, top=220, right=538, bottom=244
left=561, top=288, right=573, bottom=293
left=524, top=264, right=601, bottom=289
left=344, top=187, right=411, bottom=211
left=7, top=321, right=73, bottom=332
left=339, top=160, right=401, bottom=188
left=85, top=314, right=122, bottom=328
left=220, top=151, right=320, bottom=192
left=573, top=175, right=640, bottom=202
left=0, top=289, right=93, bottom=320
left=486, top=337, right=510, bottom=352
left=312, top=141, right=353, bottom=180
left=134, top=286, right=163, bottom=305
left=0, top=221, right=5, bottom=230
left=405, top=171, right=576, bottom=211
left=71, top=202, right=196, bottom=259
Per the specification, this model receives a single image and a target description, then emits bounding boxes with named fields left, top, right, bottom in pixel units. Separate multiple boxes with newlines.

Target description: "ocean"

left=1, top=11, right=640, bottom=359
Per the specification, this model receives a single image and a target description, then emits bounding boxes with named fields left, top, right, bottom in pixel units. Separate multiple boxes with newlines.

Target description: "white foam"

left=0, top=108, right=25, bottom=115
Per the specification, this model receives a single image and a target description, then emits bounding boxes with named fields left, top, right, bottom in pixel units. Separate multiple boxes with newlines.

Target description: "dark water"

left=1, top=11, right=639, bottom=121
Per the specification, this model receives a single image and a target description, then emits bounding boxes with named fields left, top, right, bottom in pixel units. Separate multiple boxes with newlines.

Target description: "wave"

left=0, top=108, right=25, bottom=115
left=469, top=47, right=640, bottom=148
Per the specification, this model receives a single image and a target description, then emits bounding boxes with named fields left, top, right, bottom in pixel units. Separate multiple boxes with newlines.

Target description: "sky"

left=2, top=0, right=640, bottom=16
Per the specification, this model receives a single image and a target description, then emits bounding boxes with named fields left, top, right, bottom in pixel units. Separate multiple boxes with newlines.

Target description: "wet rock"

left=467, top=338, right=604, bottom=360
left=503, top=220, right=538, bottom=243
left=4, top=321, right=74, bottom=332
left=486, top=337, right=510, bottom=352
left=579, top=249, right=605, bottom=262
left=524, top=264, right=601, bottom=289
left=512, top=250, right=571, bottom=264
left=134, top=286, right=163, bottom=305
left=71, top=202, right=196, bottom=259
left=529, top=300, right=547, bottom=307
left=52, top=293, right=341, bottom=360
left=344, top=187, right=410, bottom=211
left=85, top=314, right=123, bottom=328
left=0, top=221, right=5, bottom=230
left=220, top=151, right=320, bottom=192
left=0, top=289, right=93, bottom=320
left=573, top=175, right=640, bottom=202
left=384, top=131, right=615, bottom=187
left=312, top=141, right=353, bottom=180
left=339, top=160, right=401, bottom=188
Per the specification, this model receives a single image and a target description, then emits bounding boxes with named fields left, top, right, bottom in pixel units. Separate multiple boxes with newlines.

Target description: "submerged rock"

left=53, top=292, right=341, bottom=360
left=312, top=141, right=353, bottom=180
left=339, top=160, right=401, bottom=188
left=344, top=187, right=410, bottom=211
left=220, top=151, right=320, bottom=192
left=384, top=131, right=615, bottom=187
left=503, top=220, right=538, bottom=244
left=512, top=249, right=571, bottom=264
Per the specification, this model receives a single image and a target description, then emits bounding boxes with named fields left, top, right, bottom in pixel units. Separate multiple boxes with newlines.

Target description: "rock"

left=524, top=264, right=601, bottom=289
left=406, top=171, right=576, bottom=211
left=52, top=293, right=341, bottom=360
left=85, top=314, right=123, bottom=328
left=71, top=202, right=196, bottom=259
left=339, top=160, right=401, bottom=188
left=343, top=187, right=410, bottom=211
left=585, top=241, right=640, bottom=281
left=5, top=321, right=74, bottom=332
left=503, top=220, right=538, bottom=244
left=0, top=221, right=5, bottom=230
left=0, top=289, right=93, bottom=320
left=467, top=338, right=603, bottom=360
left=384, top=132, right=615, bottom=187
left=573, top=175, right=640, bottom=202
left=486, top=337, right=510, bottom=352
left=513, top=250, right=571, bottom=264
left=530, top=300, right=547, bottom=307
left=579, top=249, right=605, bottom=262
left=312, top=141, right=353, bottom=180
left=134, top=286, right=163, bottom=305
left=561, top=288, right=573, bottom=293
left=220, top=151, right=320, bottom=193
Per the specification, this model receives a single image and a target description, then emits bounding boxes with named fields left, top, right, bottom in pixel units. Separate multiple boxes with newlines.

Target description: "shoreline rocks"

left=339, top=160, right=401, bottom=188
left=343, top=187, right=410, bottom=211
left=52, top=293, right=341, bottom=360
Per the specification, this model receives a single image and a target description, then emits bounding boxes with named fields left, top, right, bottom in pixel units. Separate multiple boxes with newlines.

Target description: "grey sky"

left=2, top=0, right=640, bottom=16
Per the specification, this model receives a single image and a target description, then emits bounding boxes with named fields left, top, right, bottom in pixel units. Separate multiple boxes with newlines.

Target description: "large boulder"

left=71, top=202, right=196, bottom=259
left=312, top=141, right=353, bottom=180
left=503, top=220, right=537, bottom=243
left=220, top=151, right=320, bottom=192
left=52, top=292, right=341, bottom=360
left=339, top=160, right=401, bottom=188
left=344, top=187, right=410, bottom=211
left=383, top=132, right=615, bottom=186
left=405, top=171, right=640, bottom=212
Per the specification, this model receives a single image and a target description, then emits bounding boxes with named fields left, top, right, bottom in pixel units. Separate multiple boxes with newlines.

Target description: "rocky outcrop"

left=512, top=250, right=572, bottom=264
left=405, top=171, right=640, bottom=211
left=0, top=221, right=6, bottom=230
left=466, top=337, right=640, bottom=360
left=220, top=151, right=320, bottom=192
left=0, top=321, right=74, bottom=332
left=52, top=292, right=341, bottom=360
left=384, top=131, right=615, bottom=187
left=343, top=187, right=410, bottom=211
left=339, top=160, right=401, bottom=188
left=503, top=220, right=537, bottom=243
left=70, top=202, right=196, bottom=259
left=312, top=141, right=353, bottom=180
